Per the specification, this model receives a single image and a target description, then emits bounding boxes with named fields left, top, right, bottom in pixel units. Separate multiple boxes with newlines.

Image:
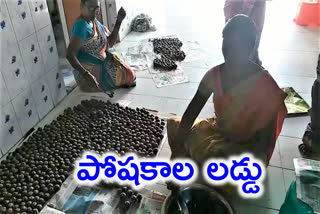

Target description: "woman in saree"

left=67, top=0, right=136, bottom=94
left=224, top=0, right=266, bottom=65
left=167, top=15, right=287, bottom=194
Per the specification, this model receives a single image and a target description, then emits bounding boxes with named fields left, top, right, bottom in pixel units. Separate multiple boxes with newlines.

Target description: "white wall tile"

left=12, top=87, right=39, bottom=135
left=0, top=1, right=30, bottom=99
left=5, top=0, right=35, bottom=41
left=0, top=0, right=17, bottom=45
left=28, top=0, right=51, bottom=32
left=31, top=75, right=54, bottom=119
left=0, top=102, right=23, bottom=155
left=0, top=71, right=10, bottom=107
left=19, top=33, right=45, bottom=83
left=46, top=67, right=67, bottom=106
left=36, top=25, right=59, bottom=72
left=1, top=41, right=30, bottom=99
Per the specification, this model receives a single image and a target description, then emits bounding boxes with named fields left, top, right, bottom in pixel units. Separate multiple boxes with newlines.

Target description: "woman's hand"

left=116, top=7, right=126, bottom=23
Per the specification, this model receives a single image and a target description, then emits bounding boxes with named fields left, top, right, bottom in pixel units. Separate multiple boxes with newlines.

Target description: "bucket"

left=294, top=0, right=320, bottom=27
left=161, top=184, right=235, bottom=214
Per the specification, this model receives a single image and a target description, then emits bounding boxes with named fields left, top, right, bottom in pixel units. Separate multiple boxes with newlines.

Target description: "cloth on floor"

left=282, top=87, right=310, bottom=115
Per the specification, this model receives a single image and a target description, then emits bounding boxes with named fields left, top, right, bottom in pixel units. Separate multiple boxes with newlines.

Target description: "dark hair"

left=223, top=15, right=257, bottom=51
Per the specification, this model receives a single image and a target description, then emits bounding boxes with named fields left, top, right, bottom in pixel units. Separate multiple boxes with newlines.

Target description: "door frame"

left=56, top=0, right=108, bottom=47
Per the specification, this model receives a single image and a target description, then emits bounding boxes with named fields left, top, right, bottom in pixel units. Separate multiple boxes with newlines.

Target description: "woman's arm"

left=66, top=36, right=87, bottom=75
left=108, top=7, right=126, bottom=48
left=172, top=70, right=215, bottom=158
left=66, top=36, right=99, bottom=87
left=108, top=20, right=122, bottom=48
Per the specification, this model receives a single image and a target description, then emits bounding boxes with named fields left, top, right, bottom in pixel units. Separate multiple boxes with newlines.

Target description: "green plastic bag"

left=279, top=181, right=314, bottom=214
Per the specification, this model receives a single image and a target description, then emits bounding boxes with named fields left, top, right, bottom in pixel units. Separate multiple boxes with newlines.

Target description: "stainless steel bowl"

left=161, top=184, right=235, bottom=214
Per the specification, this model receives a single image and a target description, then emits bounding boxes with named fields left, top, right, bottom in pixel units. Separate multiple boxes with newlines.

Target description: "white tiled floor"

left=283, top=169, right=296, bottom=192
left=236, top=166, right=287, bottom=210
left=269, top=140, right=281, bottom=168
left=279, top=136, right=303, bottom=170
left=53, top=0, right=318, bottom=212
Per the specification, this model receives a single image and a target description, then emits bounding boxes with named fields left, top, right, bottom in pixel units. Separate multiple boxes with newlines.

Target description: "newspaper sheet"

left=40, top=176, right=168, bottom=214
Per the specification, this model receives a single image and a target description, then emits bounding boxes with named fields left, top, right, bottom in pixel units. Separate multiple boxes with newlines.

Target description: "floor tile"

left=238, top=203, right=279, bottom=214
left=261, top=33, right=319, bottom=52
left=260, top=50, right=319, bottom=78
left=113, top=41, right=138, bottom=52
left=239, top=166, right=286, bottom=210
left=280, top=116, right=309, bottom=139
left=161, top=97, right=214, bottom=118
left=182, top=67, right=208, bottom=83
left=158, top=147, right=171, bottom=159
left=162, top=98, right=190, bottom=116
left=117, top=78, right=199, bottom=100
left=162, top=139, right=170, bottom=150
left=125, top=94, right=166, bottom=112
left=283, top=169, right=296, bottom=192
left=156, top=82, right=199, bottom=100
left=269, top=140, right=281, bottom=168
left=199, top=102, right=215, bottom=119
left=272, top=74, right=315, bottom=94
left=134, top=69, right=152, bottom=79
left=278, top=136, right=302, bottom=170
left=144, top=183, right=171, bottom=196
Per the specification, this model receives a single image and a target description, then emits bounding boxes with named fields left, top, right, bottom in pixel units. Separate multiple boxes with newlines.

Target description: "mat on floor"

left=282, top=87, right=310, bottom=117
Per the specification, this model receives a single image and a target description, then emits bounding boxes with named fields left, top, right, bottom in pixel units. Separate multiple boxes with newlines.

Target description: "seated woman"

left=167, top=15, right=287, bottom=192
left=67, top=0, right=136, bottom=93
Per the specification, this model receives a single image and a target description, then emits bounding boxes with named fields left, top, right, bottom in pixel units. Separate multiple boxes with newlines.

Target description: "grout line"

left=279, top=135, right=304, bottom=140
left=271, top=73, right=317, bottom=79
left=281, top=167, right=296, bottom=172
left=247, top=204, right=280, bottom=212
left=279, top=148, right=287, bottom=196
left=260, top=48, right=319, bottom=53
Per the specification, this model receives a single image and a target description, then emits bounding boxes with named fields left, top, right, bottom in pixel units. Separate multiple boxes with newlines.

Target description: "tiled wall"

left=105, top=0, right=138, bottom=41
left=0, top=0, right=67, bottom=158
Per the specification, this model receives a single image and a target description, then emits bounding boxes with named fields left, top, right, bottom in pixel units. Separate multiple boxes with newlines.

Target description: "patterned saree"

left=72, top=19, right=136, bottom=92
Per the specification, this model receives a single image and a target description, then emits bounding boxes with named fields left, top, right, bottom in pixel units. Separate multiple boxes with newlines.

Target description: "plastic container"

left=294, top=0, right=320, bottom=27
